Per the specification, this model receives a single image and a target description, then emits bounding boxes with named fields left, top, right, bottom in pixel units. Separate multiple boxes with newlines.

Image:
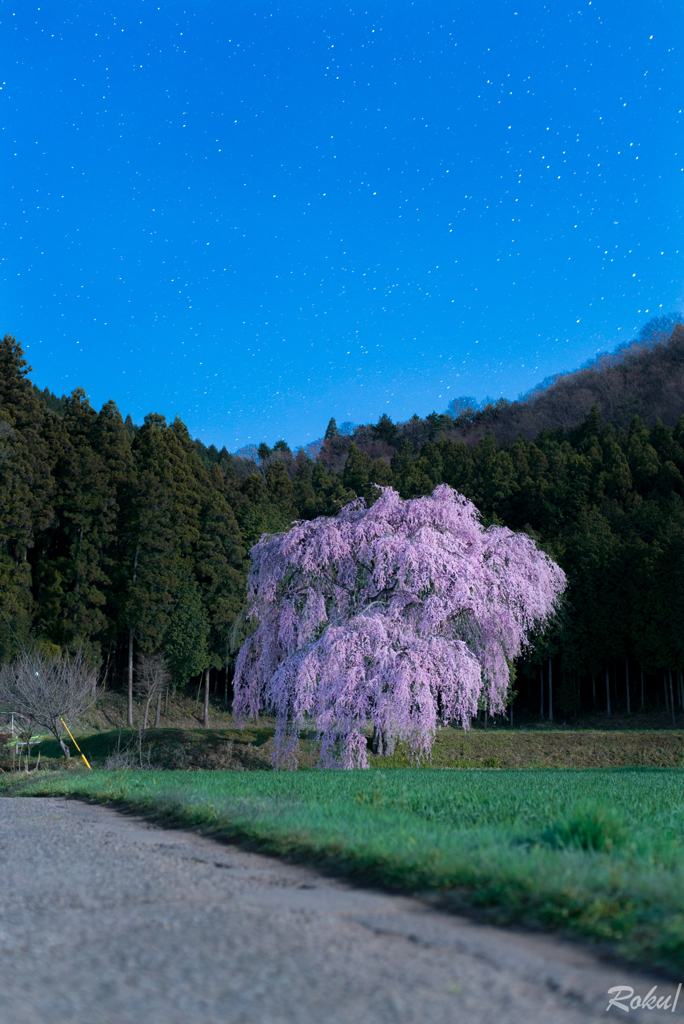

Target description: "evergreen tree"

left=194, top=464, right=247, bottom=666
left=342, top=443, right=373, bottom=498
left=293, top=456, right=319, bottom=520
left=235, top=473, right=293, bottom=550
left=469, top=432, right=517, bottom=515
left=266, top=460, right=299, bottom=521
left=93, top=400, right=136, bottom=648
left=370, top=459, right=393, bottom=487
left=372, top=413, right=397, bottom=446
left=0, top=336, right=54, bottom=658
left=121, top=413, right=204, bottom=715
left=40, top=388, right=116, bottom=653
left=164, top=558, right=210, bottom=685
left=309, top=461, right=354, bottom=515
left=436, top=438, right=474, bottom=498
left=627, top=416, right=660, bottom=493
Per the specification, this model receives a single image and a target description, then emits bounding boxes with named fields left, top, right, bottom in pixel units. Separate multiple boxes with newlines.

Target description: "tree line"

left=2, top=327, right=684, bottom=721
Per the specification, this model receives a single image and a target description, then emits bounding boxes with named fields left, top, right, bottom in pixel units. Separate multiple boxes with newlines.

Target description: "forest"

left=1, top=317, right=684, bottom=721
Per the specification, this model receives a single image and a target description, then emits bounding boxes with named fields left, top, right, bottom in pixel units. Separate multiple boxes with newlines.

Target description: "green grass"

left=374, top=728, right=684, bottom=768
left=4, top=766, right=684, bottom=973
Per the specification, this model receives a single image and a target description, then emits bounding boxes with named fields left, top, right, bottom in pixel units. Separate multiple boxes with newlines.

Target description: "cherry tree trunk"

left=371, top=727, right=396, bottom=757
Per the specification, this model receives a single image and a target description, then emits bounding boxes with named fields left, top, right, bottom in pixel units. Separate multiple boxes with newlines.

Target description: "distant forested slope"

left=447, top=316, right=684, bottom=446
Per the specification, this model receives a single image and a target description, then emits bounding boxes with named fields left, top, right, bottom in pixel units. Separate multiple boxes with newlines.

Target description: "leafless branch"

left=0, top=647, right=98, bottom=758
left=135, top=653, right=170, bottom=729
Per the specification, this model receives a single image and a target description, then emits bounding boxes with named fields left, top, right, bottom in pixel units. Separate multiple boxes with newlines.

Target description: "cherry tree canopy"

left=234, top=485, right=566, bottom=768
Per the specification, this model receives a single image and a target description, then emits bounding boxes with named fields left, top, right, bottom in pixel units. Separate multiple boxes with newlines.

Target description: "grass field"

left=5, top=766, right=684, bottom=974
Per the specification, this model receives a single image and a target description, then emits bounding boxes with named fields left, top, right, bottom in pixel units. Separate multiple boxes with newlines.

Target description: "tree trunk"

left=626, top=658, right=630, bottom=714
left=664, top=671, right=669, bottom=715
left=371, top=727, right=396, bottom=757
left=669, top=670, right=676, bottom=725
left=605, top=666, right=611, bottom=717
left=164, top=685, right=169, bottom=718
left=127, top=543, right=140, bottom=728
left=143, top=695, right=152, bottom=731
left=203, top=667, right=210, bottom=728
left=155, top=687, right=162, bottom=728
left=127, top=628, right=134, bottom=727
left=548, top=656, right=553, bottom=722
left=540, top=665, right=544, bottom=718
left=224, top=669, right=229, bottom=707
left=59, top=735, right=70, bottom=759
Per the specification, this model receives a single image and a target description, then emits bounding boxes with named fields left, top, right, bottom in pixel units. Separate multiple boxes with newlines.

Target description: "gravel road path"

left=0, top=796, right=674, bottom=1023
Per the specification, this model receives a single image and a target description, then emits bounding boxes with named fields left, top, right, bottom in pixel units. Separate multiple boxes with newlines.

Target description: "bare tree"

left=0, top=648, right=98, bottom=758
left=135, top=653, right=170, bottom=729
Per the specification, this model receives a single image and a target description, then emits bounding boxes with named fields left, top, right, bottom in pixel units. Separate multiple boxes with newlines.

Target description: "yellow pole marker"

left=60, top=718, right=92, bottom=770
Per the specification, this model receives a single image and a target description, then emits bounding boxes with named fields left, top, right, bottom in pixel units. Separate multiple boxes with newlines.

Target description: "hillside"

left=449, top=317, right=684, bottom=447
left=315, top=315, right=684, bottom=468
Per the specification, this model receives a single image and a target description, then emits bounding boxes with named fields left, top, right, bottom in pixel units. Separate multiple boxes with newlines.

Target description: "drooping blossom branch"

left=233, top=485, right=566, bottom=768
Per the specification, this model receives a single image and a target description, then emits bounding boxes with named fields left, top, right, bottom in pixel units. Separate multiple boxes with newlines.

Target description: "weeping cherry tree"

left=233, top=485, right=566, bottom=768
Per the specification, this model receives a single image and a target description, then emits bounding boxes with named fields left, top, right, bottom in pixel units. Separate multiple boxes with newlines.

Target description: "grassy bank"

left=4, top=724, right=684, bottom=772
left=4, top=766, right=684, bottom=974
left=378, top=728, right=684, bottom=768
left=13, top=725, right=275, bottom=771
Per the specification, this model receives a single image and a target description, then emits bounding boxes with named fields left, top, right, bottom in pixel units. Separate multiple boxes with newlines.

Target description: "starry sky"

left=2, top=1, right=682, bottom=449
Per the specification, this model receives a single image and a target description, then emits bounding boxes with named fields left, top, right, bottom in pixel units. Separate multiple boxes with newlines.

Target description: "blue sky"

left=2, top=1, right=682, bottom=449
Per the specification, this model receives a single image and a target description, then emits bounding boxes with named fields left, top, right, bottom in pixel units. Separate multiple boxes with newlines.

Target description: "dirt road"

left=0, top=797, right=673, bottom=1023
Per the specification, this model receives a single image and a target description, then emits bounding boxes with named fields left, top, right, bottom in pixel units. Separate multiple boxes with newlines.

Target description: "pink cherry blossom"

left=233, top=485, right=566, bottom=768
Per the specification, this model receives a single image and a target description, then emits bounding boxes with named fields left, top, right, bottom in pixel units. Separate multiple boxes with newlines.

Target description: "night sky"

left=2, top=1, right=682, bottom=450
